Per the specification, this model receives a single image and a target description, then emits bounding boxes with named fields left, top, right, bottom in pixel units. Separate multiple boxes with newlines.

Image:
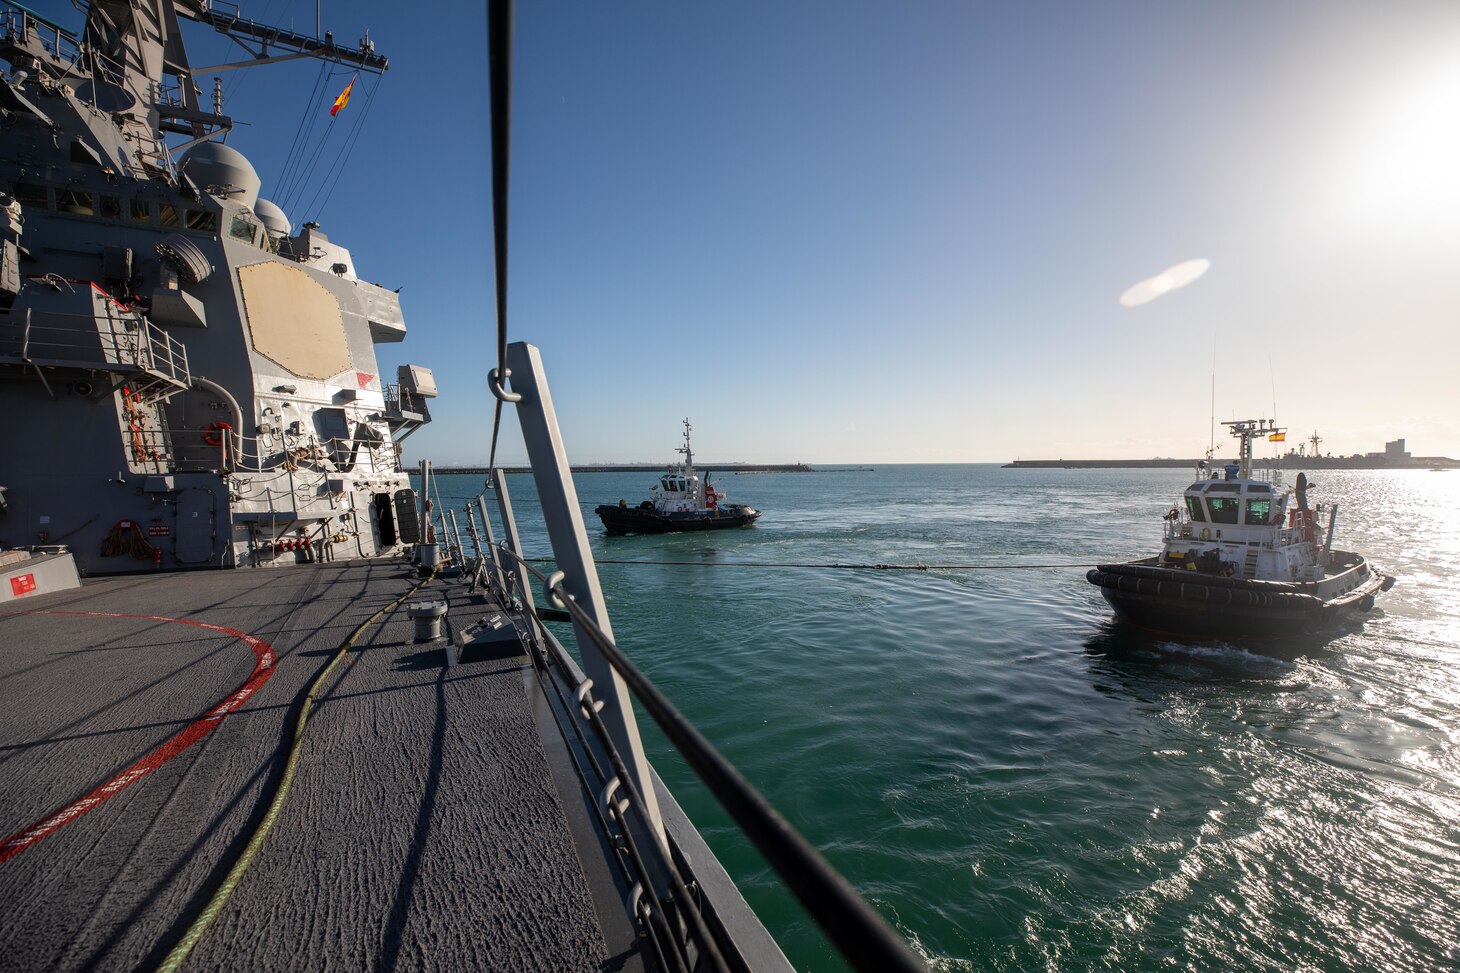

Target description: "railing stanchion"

left=504, top=341, right=665, bottom=839
left=475, top=487, right=513, bottom=600
left=489, top=472, right=533, bottom=617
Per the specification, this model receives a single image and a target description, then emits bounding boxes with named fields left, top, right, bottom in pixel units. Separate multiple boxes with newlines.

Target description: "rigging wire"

left=486, top=0, right=514, bottom=470
left=278, top=69, right=352, bottom=212
left=299, top=72, right=381, bottom=221
left=272, top=61, right=330, bottom=204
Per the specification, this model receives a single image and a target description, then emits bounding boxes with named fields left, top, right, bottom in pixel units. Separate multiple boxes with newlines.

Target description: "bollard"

left=406, top=600, right=448, bottom=643
left=415, top=542, right=439, bottom=577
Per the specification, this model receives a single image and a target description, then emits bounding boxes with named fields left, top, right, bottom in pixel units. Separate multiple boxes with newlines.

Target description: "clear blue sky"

left=41, top=1, right=1460, bottom=463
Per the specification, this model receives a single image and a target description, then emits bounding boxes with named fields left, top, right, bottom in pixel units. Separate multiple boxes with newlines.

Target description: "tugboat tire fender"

left=1200, top=528, right=1211, bottom=540
left=1087, top=569, right=1324, bottom=611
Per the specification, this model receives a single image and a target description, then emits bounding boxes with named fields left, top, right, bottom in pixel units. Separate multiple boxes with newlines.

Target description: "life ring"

left=1165, top=507, right=1180, bottom=521
left=1200, top=527, right=1211, bottom=540
left=204, top=421, right=233, bottom=446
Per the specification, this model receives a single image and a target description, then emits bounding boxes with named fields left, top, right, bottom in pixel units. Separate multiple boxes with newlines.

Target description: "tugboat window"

left=1245, top=498, right=1271, bottom=524
left=1186, top=496, right=1207, bottom=522
left=1208, top=497, right=1240, bottom=524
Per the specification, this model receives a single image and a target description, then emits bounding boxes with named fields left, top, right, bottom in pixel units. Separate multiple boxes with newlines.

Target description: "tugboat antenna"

left=677, top=417, right=694, bottom=472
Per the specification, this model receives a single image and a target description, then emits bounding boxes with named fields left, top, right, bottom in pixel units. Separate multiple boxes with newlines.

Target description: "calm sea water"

left=429, top=465, right=1460, bottom=973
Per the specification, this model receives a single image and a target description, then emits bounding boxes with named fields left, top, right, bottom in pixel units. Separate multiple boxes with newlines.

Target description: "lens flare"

left=1120, top=258, right=1211, bottom=307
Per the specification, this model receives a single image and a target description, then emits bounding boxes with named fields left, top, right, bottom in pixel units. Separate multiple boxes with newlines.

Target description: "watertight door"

left=175, top=487, right=216, bottom=563
left=393, top=488, right=421, bottom=544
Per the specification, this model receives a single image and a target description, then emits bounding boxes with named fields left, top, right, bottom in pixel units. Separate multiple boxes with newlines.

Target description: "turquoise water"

left=429, top=465, right=1460, bottom=972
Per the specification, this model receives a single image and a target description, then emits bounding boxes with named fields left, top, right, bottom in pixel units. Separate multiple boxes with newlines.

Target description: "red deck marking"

left=0, top=611, right=276, bottom=865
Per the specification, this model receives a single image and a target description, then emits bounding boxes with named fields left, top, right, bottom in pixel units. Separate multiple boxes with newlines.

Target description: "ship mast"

left=1223, top=418, right=1284, bottom=478
left=676, top=417, right=695, bottom=474
left=75, top=0, right=387, bottom=175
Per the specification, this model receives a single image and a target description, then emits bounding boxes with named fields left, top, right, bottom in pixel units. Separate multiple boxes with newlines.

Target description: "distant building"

left=1385, top=438, right=1411, bottom=461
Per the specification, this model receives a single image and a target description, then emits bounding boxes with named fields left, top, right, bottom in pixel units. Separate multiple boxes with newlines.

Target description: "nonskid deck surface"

left=0, top=563, right=608, bottom=971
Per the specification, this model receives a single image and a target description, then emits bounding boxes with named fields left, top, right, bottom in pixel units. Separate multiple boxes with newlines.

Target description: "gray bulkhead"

left=0, top=66, right=429, bottom=573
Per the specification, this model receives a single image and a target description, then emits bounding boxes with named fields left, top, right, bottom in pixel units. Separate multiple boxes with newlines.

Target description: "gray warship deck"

left=0, top=562, right=629, bottom=971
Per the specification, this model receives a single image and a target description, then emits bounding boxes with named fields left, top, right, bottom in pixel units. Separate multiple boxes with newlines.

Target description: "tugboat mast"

left=676, top=417, right=695, bottom=475
left=1222, top=418, right=1284, bottom=479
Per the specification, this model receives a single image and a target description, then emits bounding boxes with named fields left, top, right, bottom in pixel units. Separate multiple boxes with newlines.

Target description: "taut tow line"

left=528, top=558, right=1101, bottom=571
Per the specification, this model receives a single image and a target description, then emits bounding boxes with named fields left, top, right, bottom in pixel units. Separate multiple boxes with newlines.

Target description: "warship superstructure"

left=0, top=0, right=432, bottom=574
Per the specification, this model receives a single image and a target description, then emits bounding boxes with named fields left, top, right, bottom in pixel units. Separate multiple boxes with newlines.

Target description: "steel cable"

left=273, top=61, right=330, bottom=206
left=301, top=73, right=382, bottom=221
left=527, top=557, right=1101, bottom=571
left=486, top=0, right=513, bottom=469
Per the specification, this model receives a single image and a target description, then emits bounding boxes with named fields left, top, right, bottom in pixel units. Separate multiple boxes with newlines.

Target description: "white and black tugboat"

left=1087, top=419, right=1395, bottom=639
left=595, top=419, right=762, bottom=535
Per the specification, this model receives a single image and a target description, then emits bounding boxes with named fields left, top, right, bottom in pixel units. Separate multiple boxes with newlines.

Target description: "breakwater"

left=1005, top=457, right=1459, bottom=469
left=439, top=463, right=815, bottom=475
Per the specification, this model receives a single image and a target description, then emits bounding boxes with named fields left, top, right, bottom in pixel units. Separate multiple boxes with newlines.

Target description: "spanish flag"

left=329, top=77, right=356, bottom=117
left=1269, top=432, right=1286, bottom=442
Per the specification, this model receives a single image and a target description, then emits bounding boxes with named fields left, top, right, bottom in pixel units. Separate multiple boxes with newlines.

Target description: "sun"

left=1318, top=43, right=1460, bottom=244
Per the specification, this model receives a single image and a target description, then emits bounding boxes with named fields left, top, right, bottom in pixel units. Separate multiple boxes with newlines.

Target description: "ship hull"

left=1086, top=552, right=1393, bottom=639
left=595, top=503, right=761, bottom=536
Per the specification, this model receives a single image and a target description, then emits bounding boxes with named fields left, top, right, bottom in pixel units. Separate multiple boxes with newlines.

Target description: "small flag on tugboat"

left=1269, top=432, right=1286, bottom=442
left=329, top=76, right=357, bottom=116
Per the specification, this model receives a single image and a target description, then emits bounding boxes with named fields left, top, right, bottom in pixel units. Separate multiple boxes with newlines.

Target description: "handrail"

left=0, top=305, right=190, bottom=387
left=489, top=540, right=926, bottom=973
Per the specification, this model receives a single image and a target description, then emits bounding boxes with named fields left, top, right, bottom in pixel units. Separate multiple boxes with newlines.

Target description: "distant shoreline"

left=1004, top=457, right=1460, bottom=470
left=435, top=463, right=816, bottom=475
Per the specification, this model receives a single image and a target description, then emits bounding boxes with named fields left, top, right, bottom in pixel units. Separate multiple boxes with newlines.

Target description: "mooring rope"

left=156, top=569, right=437, bottom=973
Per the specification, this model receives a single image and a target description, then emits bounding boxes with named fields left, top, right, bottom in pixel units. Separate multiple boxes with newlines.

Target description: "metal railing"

left=1, top=4, right=81, bottom=64
left=383, top=383, right=432, bottom=422
left=0, top=304, right=190, bottom=391
left=463, top=341, right=925, bottom=973
left=129, top=425, right=402, bottom=476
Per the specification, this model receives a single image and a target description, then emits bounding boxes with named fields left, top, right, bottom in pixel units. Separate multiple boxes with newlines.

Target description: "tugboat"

left=595, top=419, right=762, bottom=535
left=1086, top=419, right=1395, bottom=639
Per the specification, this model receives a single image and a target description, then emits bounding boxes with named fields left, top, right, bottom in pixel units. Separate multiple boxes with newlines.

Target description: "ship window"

left=1206, top=483, right=1239, bottom=493
left=57, top=188, right=94, bottom=216
left=1245, top=498, right=1272, bottom=525
left=130, top=199, right=151, bottom=222
left=158, top=203, right=180, bottom=227
left=230, top=216, right=258, bottom=243
left=99, top=195, right=121, bottom=219
left=12, top=183, right=49, bottom=207
left=186, top=209, right=217, bottom=232
left=1208, top=497, right=1240, bottom=524
left=1186, top=496, right=1206, bottom=522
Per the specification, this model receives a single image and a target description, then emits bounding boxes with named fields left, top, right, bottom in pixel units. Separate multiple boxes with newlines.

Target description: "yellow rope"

left=156, top=570, right=437, bottom=973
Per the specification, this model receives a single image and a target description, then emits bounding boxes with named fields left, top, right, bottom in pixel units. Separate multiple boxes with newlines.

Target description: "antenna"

left=1207, top=339, right=1216, bottom=460
left=1268, top=357, right=1278, bottom=427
